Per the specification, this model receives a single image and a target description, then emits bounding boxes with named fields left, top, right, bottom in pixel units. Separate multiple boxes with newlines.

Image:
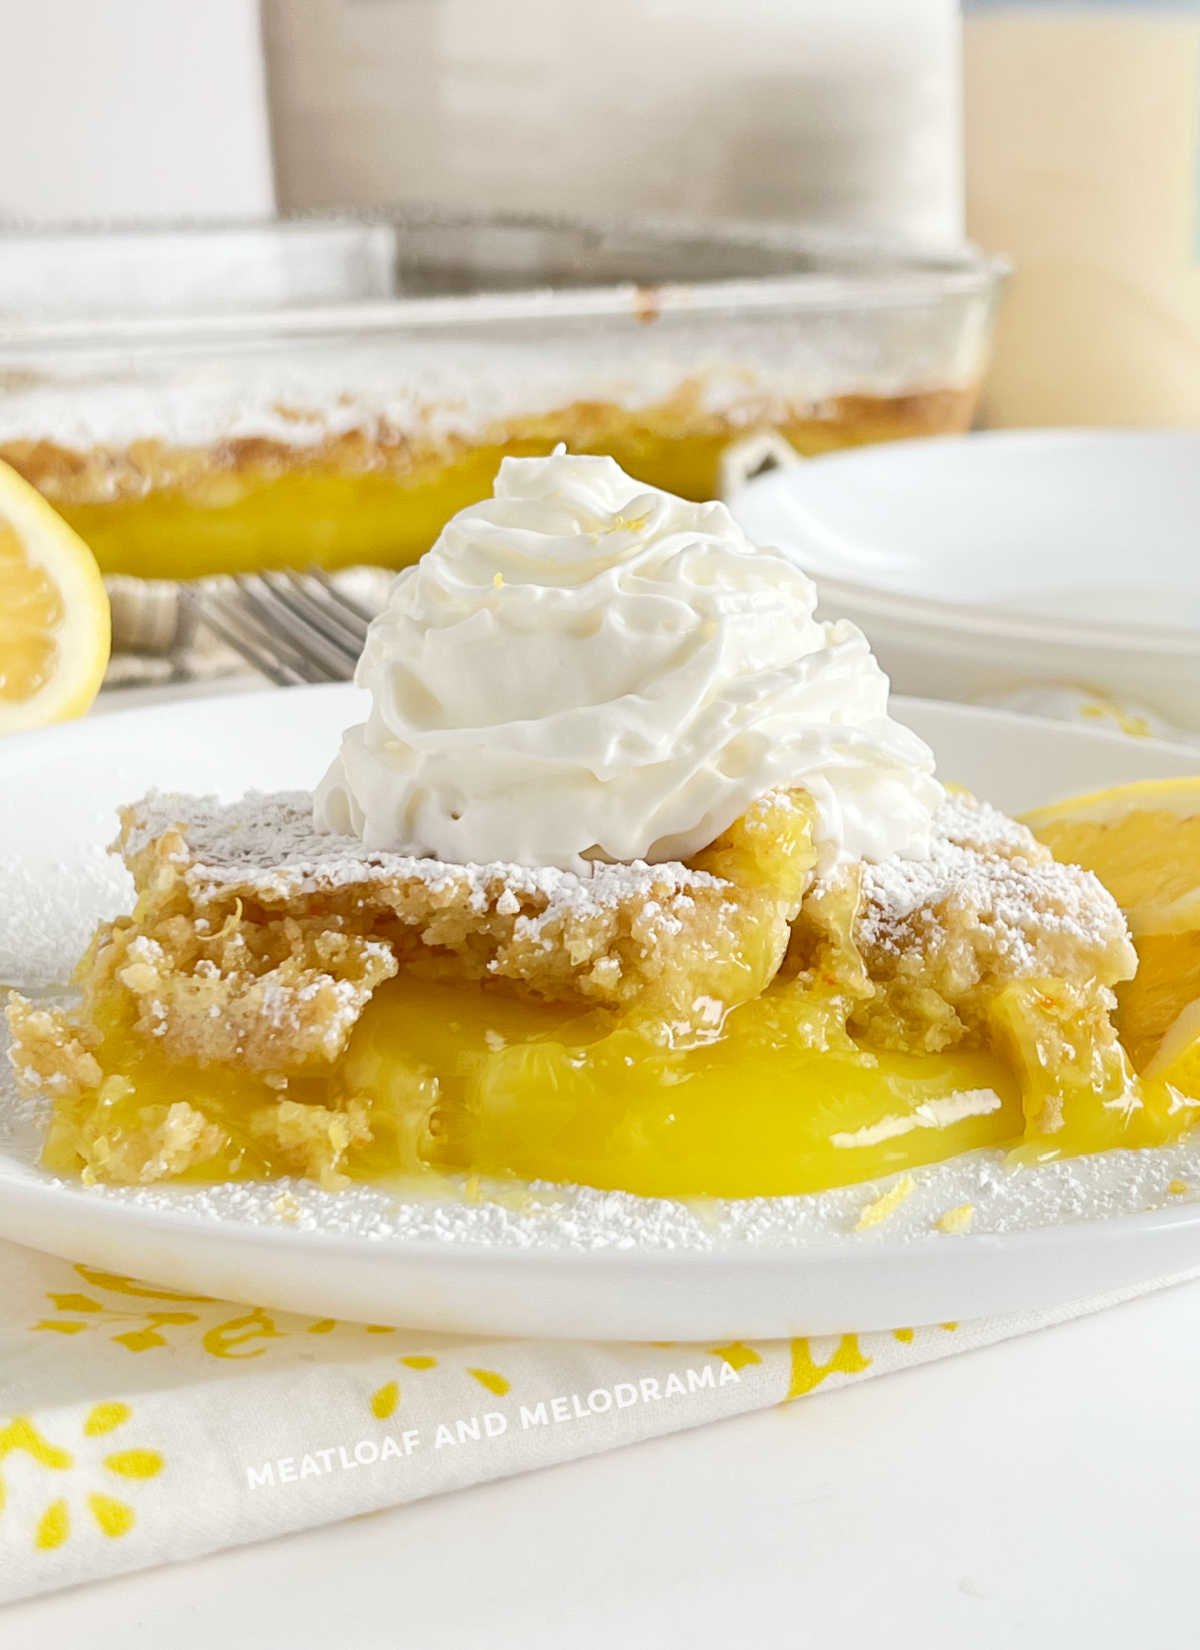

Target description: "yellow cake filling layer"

left=23, top=391, right=972, bottom=580
left=40, top=970, right=1192, bottom=1199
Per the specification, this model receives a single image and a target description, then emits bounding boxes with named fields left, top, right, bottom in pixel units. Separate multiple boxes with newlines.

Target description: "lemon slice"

left=0, top=459, right=110, bottom=733
left=1022, top=778, right=1200, bottom=936
left=1111, top=930, right=1200, bottom=1072
left=1143, top=996, right=1200, bottom=1088
left=1023, top=778, right=1200, bottom=1079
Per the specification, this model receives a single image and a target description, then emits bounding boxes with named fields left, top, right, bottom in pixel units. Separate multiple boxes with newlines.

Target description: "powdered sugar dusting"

left=123, top=789, right=723, bottom=918
left=856, top=792, right=1130, bottom=970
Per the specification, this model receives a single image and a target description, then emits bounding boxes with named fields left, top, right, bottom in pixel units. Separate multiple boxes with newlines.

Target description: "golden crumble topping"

left=108, top=785, right=819, bottom=1032
left=790, top=792, right=1135, bottom=1055
left=5, top=785, right=1146, bottom=1190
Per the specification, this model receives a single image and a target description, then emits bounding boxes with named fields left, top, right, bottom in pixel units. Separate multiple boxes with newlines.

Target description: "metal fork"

left=184, top=570, right=376, bottom=686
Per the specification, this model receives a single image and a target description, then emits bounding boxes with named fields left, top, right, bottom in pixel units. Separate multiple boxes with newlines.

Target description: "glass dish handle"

left=718, top=430, right=803, bottom=500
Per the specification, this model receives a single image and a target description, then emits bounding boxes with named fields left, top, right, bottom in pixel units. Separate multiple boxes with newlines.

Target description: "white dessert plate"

left=727, top=430, right=1200, bottom=730
left=3, top=684, right=1200, bottom=1341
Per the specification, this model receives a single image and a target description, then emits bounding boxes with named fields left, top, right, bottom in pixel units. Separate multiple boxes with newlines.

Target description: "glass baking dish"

left=0, top=209, right=1003, bottom=653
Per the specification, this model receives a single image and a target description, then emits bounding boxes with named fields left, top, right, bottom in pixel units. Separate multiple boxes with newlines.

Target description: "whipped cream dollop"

left=314, top=450, right=941, bottom=871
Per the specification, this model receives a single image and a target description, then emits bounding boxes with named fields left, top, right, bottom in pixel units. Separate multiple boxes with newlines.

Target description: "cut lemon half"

left=0, top=459, right=110, bottom=733
left=1023, top=778, right=1200, bottom=1080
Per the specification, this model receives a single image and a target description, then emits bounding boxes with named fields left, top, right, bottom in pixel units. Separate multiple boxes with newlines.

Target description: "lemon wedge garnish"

left=1022, top=778, right=1200, bottom=937
left=0, top=459, right=110, bottom=734
left=1023, top=778, right=1200, bottom=1077
left=1143, top=995, right=1200, bottom=1088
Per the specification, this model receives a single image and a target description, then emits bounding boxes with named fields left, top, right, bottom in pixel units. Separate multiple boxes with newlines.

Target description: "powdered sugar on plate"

left=0, top=848, right=131, bottom=993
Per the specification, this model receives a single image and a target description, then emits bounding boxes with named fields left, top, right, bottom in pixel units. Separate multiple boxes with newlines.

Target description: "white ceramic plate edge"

left=3, top=686, right=1200, bottom=1338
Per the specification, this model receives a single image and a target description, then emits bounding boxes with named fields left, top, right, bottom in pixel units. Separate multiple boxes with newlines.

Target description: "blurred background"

left=6, top=0, right=1200, bottom=429
left=3, top=0, right=1199, bottom=722
left=1, top=0, right=960, bottom=237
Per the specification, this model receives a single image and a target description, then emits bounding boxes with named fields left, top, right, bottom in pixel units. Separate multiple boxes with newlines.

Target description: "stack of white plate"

left=727, top=430, right=1200, bottom=733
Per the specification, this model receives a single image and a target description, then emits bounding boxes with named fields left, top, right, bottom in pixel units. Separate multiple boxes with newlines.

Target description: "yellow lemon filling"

left=21, top=391, right=971, bottom=581
left=15, top=773, right=1200, bottom=1202
left=39, top=968, right=1193, bottom=1199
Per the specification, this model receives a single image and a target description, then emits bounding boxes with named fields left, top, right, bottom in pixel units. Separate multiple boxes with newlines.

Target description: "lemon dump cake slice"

left=5, top=450, right=1193, bottom=1196
left=6, top=785, right=1168, bottom=1196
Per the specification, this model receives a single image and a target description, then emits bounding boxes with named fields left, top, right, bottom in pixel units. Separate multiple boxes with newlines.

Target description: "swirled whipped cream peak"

left=314, top=449, right=942, bottom=872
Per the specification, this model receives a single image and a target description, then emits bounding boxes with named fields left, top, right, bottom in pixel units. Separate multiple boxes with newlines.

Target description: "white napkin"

left=2, top=1236, right=1194, bottom=1605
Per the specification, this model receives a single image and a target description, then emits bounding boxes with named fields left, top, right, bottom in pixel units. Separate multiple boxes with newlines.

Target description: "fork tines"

left=186, top=570, right=375, bottom=686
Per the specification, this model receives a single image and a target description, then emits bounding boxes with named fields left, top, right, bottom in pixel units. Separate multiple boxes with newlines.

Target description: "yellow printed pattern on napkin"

left=0, top=1247, right=1005, bottom=1606
left=0, top=1405, right=163, bottom=1553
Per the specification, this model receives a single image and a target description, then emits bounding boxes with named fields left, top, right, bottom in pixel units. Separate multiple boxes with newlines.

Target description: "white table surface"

left=8, top=1277, right=1197, bottom=1648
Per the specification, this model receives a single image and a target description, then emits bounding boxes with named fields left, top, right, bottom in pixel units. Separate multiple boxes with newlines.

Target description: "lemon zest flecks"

left=855, top=1174, right=916, bottom=1232
left=936, top=1203, right=976, bottom=1235
left=1080, top=701, right=1153, bottom=740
